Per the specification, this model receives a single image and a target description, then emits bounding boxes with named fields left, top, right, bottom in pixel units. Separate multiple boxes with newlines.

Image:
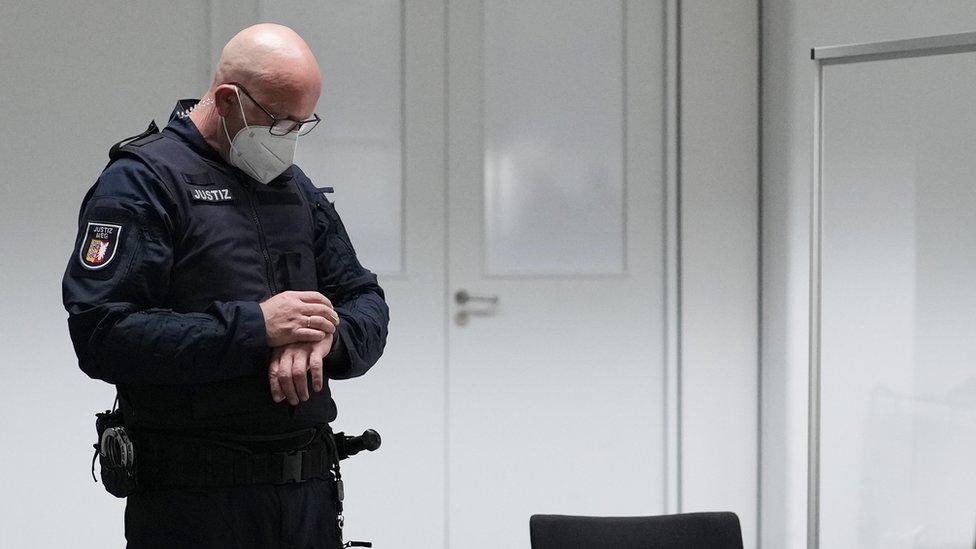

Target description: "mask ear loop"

left=221, top=85, right=249, bottom=156
left=289, top=121, right=302, bottom=156
left=274, top=119, right=301, bottom=175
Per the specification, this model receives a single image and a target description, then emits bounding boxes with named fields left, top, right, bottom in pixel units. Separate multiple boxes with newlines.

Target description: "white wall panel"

left=259, top=0, right=404, bottom=275
left=0, top=2, right=212, bottom=547
left=680, top=2, right=759, bottom=548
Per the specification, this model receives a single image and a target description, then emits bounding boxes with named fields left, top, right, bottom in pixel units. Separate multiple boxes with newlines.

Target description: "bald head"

left=216, top=24, right=321, bottom=110
left=190, top=24, right=322, bottom=159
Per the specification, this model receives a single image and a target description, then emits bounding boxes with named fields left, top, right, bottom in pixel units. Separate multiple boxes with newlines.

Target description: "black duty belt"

left=131, top=427, right=339, bottom=490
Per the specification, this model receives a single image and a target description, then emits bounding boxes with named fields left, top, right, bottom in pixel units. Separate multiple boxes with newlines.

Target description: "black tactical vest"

left=106, top=120, right=337, bottom=434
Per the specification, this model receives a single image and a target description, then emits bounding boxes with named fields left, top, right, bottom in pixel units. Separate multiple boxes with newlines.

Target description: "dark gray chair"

left=529, top=512, right=743, bottom=549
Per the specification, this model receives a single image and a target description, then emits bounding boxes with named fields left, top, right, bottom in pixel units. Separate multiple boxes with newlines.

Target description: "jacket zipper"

left=239, top=177, right=278, bottom=295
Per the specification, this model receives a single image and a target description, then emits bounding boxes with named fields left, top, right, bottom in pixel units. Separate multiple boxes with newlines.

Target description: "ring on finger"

left=306, top=316, right=311, bottom=329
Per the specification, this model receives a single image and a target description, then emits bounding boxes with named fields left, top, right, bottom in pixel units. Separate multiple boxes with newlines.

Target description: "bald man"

left=62, top=24, right=388, bottom=548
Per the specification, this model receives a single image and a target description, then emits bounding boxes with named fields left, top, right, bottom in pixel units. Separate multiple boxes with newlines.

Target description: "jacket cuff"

left=234, top=300, right=272, bottom=369
left=324, top=315, right=352, bottom=376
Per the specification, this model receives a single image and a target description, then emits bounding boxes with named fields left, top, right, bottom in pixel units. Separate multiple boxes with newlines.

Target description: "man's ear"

left=213, top=84, right=239, bottom=118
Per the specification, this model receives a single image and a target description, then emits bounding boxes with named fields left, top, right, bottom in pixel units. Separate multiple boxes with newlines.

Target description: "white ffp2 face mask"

left=221, top=88, right=299, bottom=184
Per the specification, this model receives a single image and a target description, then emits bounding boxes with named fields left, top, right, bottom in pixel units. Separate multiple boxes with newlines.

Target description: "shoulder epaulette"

left=108, top=121, right=161, bottom=161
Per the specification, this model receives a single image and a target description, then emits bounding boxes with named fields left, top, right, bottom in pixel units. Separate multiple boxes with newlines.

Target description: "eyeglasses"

left=227, top=81, right=322, bottom=136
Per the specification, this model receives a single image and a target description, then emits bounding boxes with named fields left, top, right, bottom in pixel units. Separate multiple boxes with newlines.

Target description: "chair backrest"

left=529, top=512, right=744, bottom=549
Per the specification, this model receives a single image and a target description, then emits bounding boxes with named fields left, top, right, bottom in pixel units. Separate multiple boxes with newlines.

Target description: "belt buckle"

left=281, top=451, right=304, bottom=484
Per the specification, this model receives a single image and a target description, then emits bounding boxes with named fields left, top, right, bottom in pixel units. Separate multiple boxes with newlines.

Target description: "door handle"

left=454, top=289, right=499, bottom=306
left=454, top=290, right=499, bottom=326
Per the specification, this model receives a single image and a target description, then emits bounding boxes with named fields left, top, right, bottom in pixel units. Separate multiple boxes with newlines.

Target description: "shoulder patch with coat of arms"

left=78, top=221, right=123, bottom=270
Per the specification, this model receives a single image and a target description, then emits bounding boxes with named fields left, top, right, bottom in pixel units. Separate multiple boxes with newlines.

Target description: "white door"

left=447, top=1, right=668, bottom=546
left=216, top=2, right=669, bottom=547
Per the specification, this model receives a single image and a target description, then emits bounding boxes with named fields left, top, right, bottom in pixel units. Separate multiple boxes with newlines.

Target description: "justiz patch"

left=189, top=188, right=234, bottom=202
left=78, top=221, right=122, bottom=270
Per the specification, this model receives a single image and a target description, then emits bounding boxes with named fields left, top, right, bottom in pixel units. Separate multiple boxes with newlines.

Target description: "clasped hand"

left=258, top=290, right=341, bottom=405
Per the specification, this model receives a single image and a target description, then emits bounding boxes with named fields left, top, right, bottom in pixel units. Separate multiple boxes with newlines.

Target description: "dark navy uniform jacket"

left=61, top=100, right=390, bottom=434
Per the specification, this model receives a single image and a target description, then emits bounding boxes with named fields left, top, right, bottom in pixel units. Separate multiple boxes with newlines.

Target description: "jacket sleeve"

left=310, top=191, right=390, bottom=380
left=62, top=157, right=271, bottom=386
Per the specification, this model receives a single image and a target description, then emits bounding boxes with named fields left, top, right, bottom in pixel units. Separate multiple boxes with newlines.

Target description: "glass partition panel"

left=820, top=51, right=976, bottom=548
